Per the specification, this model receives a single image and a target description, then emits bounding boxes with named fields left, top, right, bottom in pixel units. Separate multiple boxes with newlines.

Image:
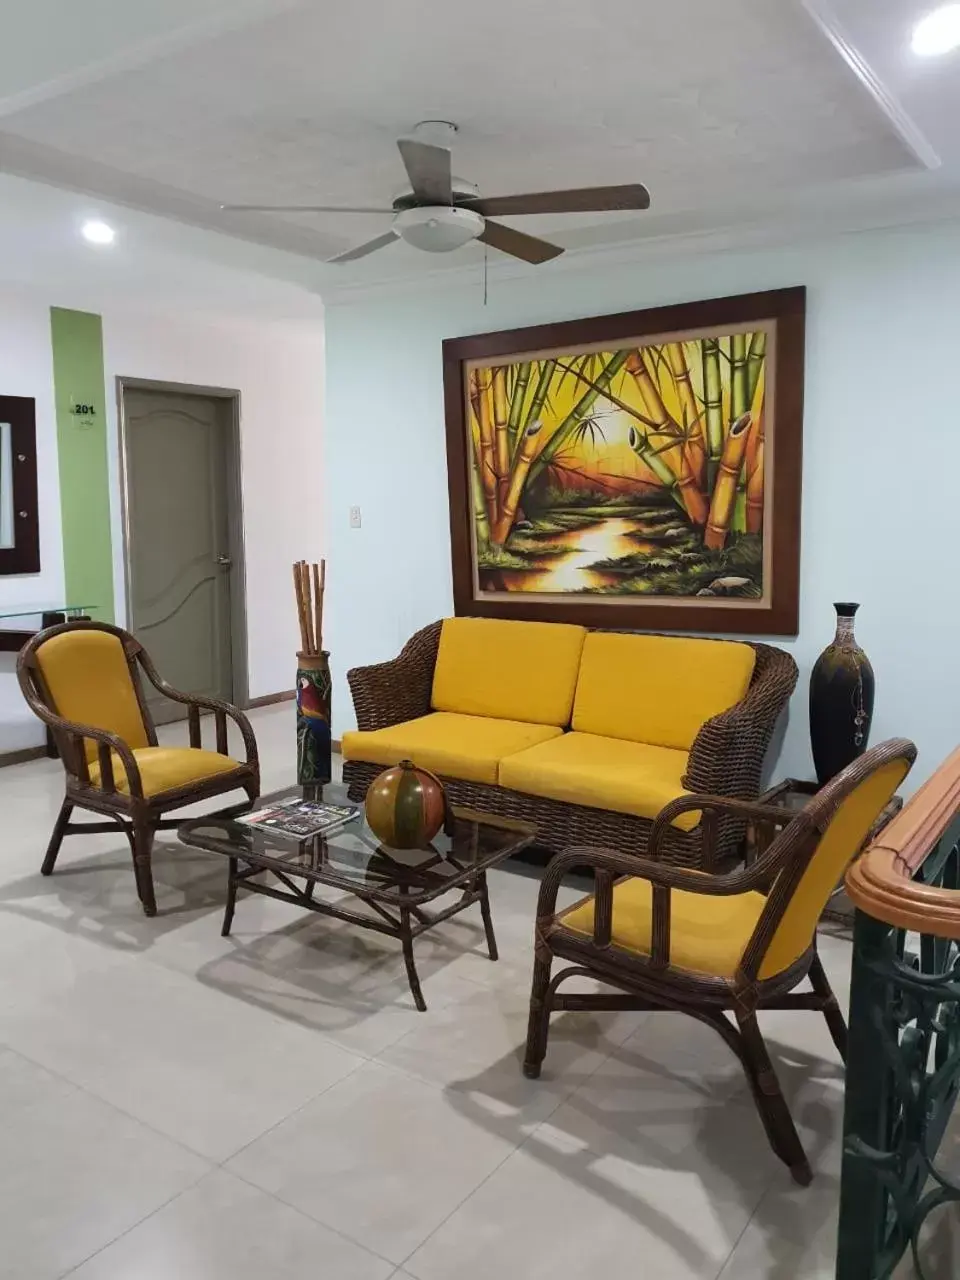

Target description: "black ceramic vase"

left=809, top=602, right=875, bottom=786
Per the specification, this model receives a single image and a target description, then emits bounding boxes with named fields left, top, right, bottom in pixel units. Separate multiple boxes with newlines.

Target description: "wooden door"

left=122, top=386, right=237, bottom=724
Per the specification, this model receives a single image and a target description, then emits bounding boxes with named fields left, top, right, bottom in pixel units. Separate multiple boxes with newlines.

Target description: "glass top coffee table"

left=178, top=781, right=535, bottom=1011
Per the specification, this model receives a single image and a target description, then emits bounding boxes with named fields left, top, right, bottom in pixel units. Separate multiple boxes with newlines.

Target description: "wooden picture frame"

left=0, top=395, right=40, bottom=576
left=442, top=287, right=804, bottom=636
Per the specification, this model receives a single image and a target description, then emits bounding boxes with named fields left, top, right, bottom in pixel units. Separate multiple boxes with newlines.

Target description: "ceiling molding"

left=320, top=189, right=960, bottom=307
left=0, top=0, right=303, bottom=119
left=800, top=0, right=941, bottom=170
left=0, top=130, right=340, bottom=261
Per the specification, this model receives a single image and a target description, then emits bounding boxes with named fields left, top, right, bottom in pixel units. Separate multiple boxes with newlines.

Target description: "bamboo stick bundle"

left=292, top=562, right=309, bottom=651
left=302, top=561, right=316, bottom=653
left=745, top=408, right=765, bottom=534
left=314, top=560, right=325, bottom=651
left=626, top=351, right=708, bottom=526
left=704, top=414, right=752, bottom=551
left=292, top=559, right=327, bottom=655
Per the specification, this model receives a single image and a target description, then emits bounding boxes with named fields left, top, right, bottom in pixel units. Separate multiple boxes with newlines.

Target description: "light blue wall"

left=325, top=220, right=960, bottom=787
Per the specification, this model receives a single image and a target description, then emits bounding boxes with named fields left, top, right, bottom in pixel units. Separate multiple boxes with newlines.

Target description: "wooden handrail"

left=846, top=744, right=960, bottom=938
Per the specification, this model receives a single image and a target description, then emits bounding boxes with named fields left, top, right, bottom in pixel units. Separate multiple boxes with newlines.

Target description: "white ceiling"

left=0, top=0, right=957, bottom=296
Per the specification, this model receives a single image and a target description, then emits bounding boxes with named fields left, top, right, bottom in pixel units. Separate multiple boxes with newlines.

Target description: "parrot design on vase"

left=296, top=666, right=332, bottom=783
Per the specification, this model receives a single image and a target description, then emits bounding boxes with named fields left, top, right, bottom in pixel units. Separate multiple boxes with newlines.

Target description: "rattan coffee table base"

left=221, top=855, right=498, bottom=1011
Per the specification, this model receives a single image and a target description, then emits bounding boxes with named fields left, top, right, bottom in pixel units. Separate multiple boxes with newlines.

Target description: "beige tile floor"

left=0, top=705, right=852, bottom=1278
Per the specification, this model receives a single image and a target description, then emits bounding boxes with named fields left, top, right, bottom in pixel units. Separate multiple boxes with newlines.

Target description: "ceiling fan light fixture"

left=912, top=4, right=960, bottom=55
left=393, top=205, right=484, bottom=253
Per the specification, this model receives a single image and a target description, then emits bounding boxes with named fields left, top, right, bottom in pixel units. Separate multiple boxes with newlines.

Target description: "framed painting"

left=442, top=287, right=804, bottom=635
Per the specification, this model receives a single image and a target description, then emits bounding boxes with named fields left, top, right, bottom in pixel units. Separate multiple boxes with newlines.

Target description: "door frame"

left=116, top=376, right=250, bottom=709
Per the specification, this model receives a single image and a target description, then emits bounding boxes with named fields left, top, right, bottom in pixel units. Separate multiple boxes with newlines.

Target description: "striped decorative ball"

left=364, top=760, right=447, bottom=849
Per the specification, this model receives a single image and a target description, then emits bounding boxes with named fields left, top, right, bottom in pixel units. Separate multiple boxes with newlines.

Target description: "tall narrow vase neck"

left=833, top=603, right=860, bottom=646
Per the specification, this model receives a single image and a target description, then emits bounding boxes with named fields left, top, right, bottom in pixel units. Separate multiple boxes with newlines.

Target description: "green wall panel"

left=50, top=307, right=114, bottom=622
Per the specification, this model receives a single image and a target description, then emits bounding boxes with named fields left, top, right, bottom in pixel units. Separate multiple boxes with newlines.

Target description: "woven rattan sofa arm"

left=347, top=621, right=442, bottom=732
left=684, top=644, right=798, bottom=798
left=137, top=650, right=259, bottom=770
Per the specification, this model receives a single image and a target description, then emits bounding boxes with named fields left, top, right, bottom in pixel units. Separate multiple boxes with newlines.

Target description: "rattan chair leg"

left=523, top=953, right=554, bottom=1079
left=41, top=798, right=74, bottom=875
left=736, top=1009, right=812, bottom=1186
left=131, top=821, right=157, bottom=918
left=808, top=952, right=848, bottom=1063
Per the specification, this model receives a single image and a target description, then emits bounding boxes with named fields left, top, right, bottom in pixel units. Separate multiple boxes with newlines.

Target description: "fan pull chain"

left=483, top=245, right=488, bottom=306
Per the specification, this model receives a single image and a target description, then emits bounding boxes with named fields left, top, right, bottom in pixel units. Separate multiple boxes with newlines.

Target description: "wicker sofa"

left=342, top=618, right=797, bottom=870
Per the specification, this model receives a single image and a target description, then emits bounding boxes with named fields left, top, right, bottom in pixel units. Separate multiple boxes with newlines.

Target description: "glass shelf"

left=0, top=605, right=96, bottom=623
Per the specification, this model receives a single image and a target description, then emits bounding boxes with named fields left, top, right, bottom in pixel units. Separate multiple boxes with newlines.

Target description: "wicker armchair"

left=521, top=738, right=916, bottom=1185
left=343, top=621, right=798, bottom=871
left=18, top=621, right=259, bottom=916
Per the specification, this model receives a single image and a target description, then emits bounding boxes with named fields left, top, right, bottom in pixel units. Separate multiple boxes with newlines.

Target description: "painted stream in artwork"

left=499, top=516, right=656, bottom=593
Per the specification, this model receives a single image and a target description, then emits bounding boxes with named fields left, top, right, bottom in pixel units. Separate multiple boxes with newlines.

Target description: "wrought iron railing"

left=837, top=747, right=960, bottom=1278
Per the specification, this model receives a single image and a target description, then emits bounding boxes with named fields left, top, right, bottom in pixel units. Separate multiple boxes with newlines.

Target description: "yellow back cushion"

left=758, top=757, right=912, bottom=979
left=431, top=618, right=587, bottom=726
left=572, top=631, right=756, bottom=750
left=36, top=630, right=150, bottom=760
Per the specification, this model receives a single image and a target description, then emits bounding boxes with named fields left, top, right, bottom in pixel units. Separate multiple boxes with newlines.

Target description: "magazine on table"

left=237, top=796, right=361, bottom=841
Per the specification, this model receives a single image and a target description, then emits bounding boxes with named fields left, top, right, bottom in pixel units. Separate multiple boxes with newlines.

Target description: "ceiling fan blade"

left=397, top=138, right=452, bottom=205
left=478, top=221, right=563, bottom=265
left=327, top=230, right=401, bottom=264
left=221, top=204, right=392, bottom=213
left=463, top=183, right=651, bottom=217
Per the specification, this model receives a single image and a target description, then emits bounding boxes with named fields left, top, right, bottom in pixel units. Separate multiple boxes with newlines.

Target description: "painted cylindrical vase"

left=296, top=651, right=332, bottom=784
left=809, top=603, right=875, bottom=786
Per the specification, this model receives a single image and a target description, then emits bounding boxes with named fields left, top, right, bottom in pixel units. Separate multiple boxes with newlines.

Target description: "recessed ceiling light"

left=912, top=4, right=960, bottom=56
left=81, top=219, right=115, bottom=245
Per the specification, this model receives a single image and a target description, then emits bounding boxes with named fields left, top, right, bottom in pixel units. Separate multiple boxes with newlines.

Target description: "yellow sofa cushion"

left=36, top=629, right=149, bottom=761
left=431, top=617, right=586, bottom=727
left=341, top=712, right=563, bottom=786
left=498, top=731, right=699, bottom=831
left=88, top=746, right=242, bottom=796
left=559, top=877, right=767, bottom=978
left=572, top=631, right=756, bottom=750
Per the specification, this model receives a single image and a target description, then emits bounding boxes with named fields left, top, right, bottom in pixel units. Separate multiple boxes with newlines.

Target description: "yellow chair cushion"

left=759, top=756, right=912, bottom=980
left=36, top=630, right=149, bottom=760
left=498, top=731, right=699, bottom=830
left=572, top=631, right=756, bottom=751
left=341, top=712, right=563, bottom=786
left=431, top=617, right=586, bottom=727
left=559, top=877, right=767, bottom=978
left=88, top=746, right=242, bottom=797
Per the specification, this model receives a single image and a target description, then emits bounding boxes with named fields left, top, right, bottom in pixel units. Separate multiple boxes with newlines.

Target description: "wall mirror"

left=0, top=396, right=40, bottom=574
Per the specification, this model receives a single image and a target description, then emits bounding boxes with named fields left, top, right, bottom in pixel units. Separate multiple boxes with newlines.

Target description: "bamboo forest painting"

left=444, top=289, right=804, bottom=635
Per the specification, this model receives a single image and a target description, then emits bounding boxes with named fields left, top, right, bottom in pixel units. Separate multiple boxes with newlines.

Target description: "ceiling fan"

left=221, top=121, right=650, bottom=265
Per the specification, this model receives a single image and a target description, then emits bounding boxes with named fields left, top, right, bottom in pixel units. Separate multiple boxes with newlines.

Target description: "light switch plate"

left=349, top=505, right=362, bottom=529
